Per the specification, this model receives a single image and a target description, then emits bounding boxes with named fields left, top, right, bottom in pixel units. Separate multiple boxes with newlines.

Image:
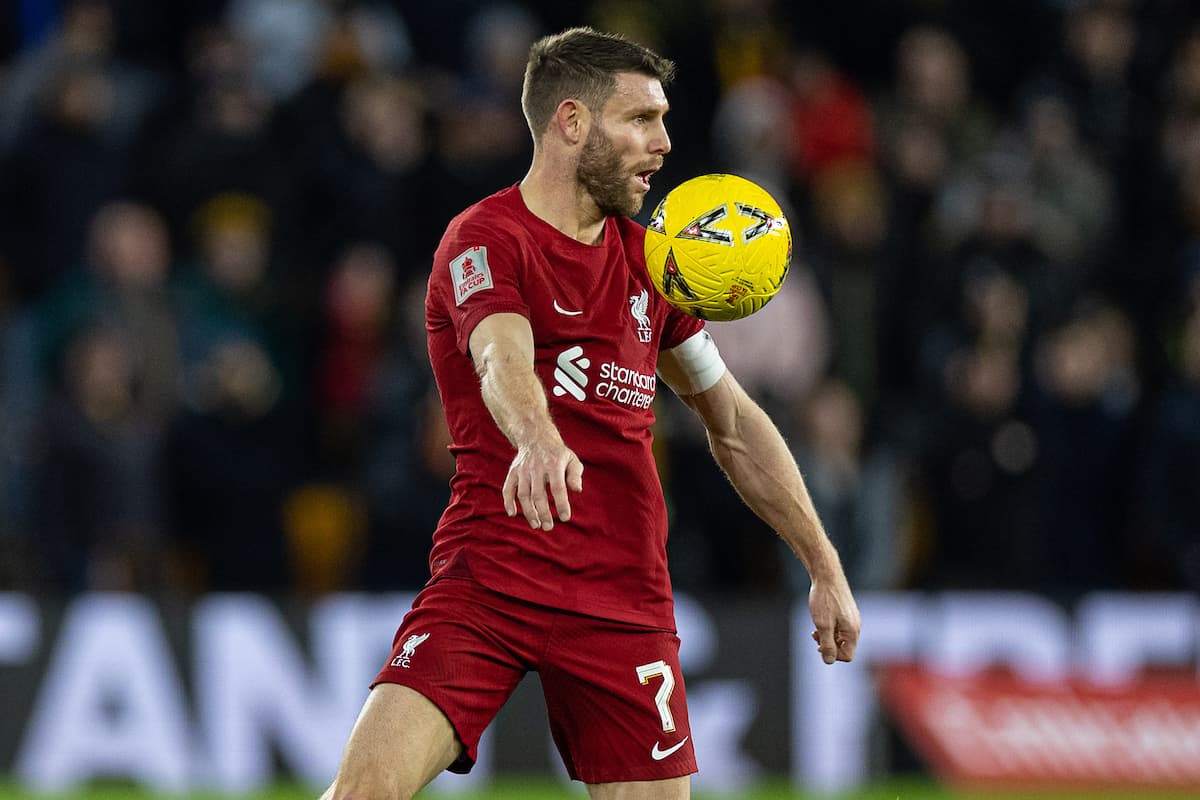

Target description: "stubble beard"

left=577, top=123, right=642, bottom=218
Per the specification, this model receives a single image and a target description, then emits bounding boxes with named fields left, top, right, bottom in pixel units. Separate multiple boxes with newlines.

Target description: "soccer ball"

left=644, top=173, right=792, bottom=321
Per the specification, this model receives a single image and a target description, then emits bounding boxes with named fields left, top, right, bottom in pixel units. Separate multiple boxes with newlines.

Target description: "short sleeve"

left=658, top=304, right=705, bottom=352
left=429, top=222, right=531, bottom=355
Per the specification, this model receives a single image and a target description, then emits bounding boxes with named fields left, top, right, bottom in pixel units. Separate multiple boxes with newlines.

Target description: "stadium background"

left=1, top=0, right=1199, bottom=797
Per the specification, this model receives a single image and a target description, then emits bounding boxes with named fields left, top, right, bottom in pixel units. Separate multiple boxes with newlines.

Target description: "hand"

left=502, top=436, right=584, bottom=531
left=809, top=576, right=861, bottom=665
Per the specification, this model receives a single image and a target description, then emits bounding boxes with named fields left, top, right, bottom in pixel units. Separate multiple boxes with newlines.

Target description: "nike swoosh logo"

left=553, top=299, right=583, bottom=316
left=650, top=736, right=689, bottom=761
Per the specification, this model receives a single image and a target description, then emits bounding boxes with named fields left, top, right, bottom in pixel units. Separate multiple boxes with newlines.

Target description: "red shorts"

left=372, top=576, right=697, bottom=784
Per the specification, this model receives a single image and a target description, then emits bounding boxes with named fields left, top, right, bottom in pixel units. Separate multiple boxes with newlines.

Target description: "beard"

left=577, top=123, right=642, bottom=218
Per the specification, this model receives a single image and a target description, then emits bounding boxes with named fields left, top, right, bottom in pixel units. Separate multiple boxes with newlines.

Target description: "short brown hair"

left=521, top=26, right=675, bottom=138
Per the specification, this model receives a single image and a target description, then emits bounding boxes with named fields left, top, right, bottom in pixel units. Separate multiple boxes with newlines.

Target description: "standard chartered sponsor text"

left=596, top=361, right=656, bottom=409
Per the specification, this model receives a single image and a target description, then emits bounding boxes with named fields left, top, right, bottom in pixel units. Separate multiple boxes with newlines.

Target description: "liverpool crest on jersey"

left=629, top=290, right=652, bottom=343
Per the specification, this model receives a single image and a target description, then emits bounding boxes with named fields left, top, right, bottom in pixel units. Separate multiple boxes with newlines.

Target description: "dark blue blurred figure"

left=0, top=0, right=164, bottom=301
left=29, top=323, right=165, bottom=592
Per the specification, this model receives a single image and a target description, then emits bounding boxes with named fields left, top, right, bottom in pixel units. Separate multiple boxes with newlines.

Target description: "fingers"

left=566, top=456, right=584, bottom=493
left=515, top=471, right=544, bottom=529
left=504, top=462, right=545, bottom=529
left=532, top=479, right=554, bottom=531
left=502, top=470, right=518, bottom=518
left=549, top=472, right=571, bottom=524
left=812, top=626, right=838, bottom=665
left=811, top=620, right=860, bottom=664
left=550, top=455, right=584, bottom=523
left=836, top=626, right=859, bottom=662
left=505, top=450, right=583, bottom=531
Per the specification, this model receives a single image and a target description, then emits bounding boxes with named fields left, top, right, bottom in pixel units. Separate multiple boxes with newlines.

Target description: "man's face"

left=576, top=72, right=671, bottom=218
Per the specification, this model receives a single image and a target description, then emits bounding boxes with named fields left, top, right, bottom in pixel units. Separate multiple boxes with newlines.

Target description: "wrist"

left=798, top=538, right=844, bottom=584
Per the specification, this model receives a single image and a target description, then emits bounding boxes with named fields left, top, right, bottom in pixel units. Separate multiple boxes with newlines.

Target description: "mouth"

left=634, top=166, right=659, bottom=192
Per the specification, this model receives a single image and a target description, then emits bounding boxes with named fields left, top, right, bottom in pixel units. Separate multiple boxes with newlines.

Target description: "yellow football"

left=644, top=173, right=792, bottom=321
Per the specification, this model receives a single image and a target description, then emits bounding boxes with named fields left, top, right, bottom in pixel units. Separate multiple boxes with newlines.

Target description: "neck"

left=519, top=157, right=606, bottom=245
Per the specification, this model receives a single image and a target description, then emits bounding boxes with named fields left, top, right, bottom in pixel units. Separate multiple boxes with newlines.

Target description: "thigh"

left=372, top=577, right=535, bottom=772
left=541, top=615, right=696, bottom=784
left=587, top=776, right=690, bottom=800
left=326, top=683, right=459, bottom=798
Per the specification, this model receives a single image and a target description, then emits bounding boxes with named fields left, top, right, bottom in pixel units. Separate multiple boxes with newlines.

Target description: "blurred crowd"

left=0, top=0, right=1198, bottom=601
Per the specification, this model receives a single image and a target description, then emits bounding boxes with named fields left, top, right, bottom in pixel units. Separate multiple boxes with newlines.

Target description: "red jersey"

left=424, top=185, right=704, bottom=629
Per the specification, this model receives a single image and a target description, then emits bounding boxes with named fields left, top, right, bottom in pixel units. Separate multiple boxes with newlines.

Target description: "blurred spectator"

left=137, top=23, right=291, bottom=250
left=174, top=192, right=302, bottom=406
left=1140, top=37, right=1200, bottom=351
left=422, top=4, right=538, bottom=235
left=587, top=0, right=664, bottom=55
left=1020, top=90, right=1115, bottom=265
left=786, top=47, right=875, bottom=185
left=0, top=0, right=162, bottom=155
left=0, top=298, right=41, bottom=590
left=915, top=259, right=1044, bottom=589
left=36, top=201, right=181, bottom=428
left=355, top=276, right=454, bottom=590
left=919, top=339, right=1048, bottom=590
left=780, top=378, right=905, bottom=593
left=706, top=0, right=791, bottom=90
left=283, top=482, right=367, bottom=595
left=875, top=25, right=994, bottom=184
left=226, top=0, right=411, bottom=102
left=28, top=324, right=165, bottom=592
left=294, top=74, right=437, bottom=274
left=1027, top=0, right=1155, bottom=298
left=1, top=54, right=150, bottom=300
left=1136, top=301, right=1200, bottom=591
left=711, top=76, right=795, bottom=189
left=314, top=241, right=399, bottom=472
left=1038, top=0, right=1142, bottom=167
left=1029, top=297, right=1140, bottom=594
left=929, top=144, right=1076, bottom=355
left=807, top=161, right=894, bottom=414
left=463, top=3, right=540, bottom=102
left=165, top=337, right=297, bottom=592
left=916, top=262, right=1030, bottom=427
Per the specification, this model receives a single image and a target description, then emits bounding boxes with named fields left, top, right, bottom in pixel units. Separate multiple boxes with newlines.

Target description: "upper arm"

left=677, top=370, right=749, bottom=441
left=657, top=329, right=727, bottom=398
left=468, top=312, right=535, bottom=375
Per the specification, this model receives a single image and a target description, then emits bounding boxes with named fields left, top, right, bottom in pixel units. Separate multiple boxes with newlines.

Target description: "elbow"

left=474, top=341, right=505, bottom=380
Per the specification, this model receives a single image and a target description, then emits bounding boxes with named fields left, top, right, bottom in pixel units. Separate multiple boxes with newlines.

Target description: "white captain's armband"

left=658, top=330, right=727, bottom=396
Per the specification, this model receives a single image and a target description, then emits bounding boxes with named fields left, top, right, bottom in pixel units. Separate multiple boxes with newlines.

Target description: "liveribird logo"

left=391, top=632, right=430, bottom=668
left=630, top=290, right=652, bottom=343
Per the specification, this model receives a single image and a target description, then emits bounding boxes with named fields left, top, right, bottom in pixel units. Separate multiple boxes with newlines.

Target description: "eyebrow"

left=627, top=103, right=669, bottom=118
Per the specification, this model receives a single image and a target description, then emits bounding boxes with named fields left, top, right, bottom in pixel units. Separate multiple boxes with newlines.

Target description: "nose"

left=652, top=120, right=671, bottom=156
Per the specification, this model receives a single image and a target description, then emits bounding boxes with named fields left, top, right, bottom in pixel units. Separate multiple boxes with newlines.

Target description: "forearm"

left=690, top=387, right=842, bottom=581
left=470, top=314, right=582, bottom=529
left=476, top=340, right=562, bottom=449
left=674, top=360, right=860, bottom=662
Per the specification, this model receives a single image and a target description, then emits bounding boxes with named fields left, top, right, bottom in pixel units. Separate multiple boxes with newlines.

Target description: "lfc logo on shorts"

left=391, top=632, right=430, bottom=668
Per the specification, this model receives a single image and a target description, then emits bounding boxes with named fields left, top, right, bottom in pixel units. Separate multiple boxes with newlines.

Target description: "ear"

left=552, top=98, right=590, bottom=146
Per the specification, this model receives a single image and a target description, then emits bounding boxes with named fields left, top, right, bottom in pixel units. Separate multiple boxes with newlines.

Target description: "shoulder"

left=448, top=185, right=523, bottom=232
left=429, top=188, right=531, bottom=312
left=438, top=187, right=527, bottom=260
